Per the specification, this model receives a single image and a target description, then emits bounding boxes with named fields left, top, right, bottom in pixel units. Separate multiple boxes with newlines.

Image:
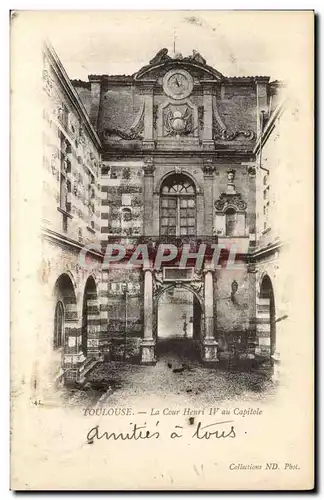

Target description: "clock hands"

left=163, top=70, right=192, bottom=99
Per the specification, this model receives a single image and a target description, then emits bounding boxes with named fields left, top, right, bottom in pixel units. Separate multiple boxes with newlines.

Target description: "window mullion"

left=176, top=197, right=180, bottom=237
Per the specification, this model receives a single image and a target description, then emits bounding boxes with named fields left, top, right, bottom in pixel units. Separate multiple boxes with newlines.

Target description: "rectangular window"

left=122, top=194, right=132, bottom=206
left=160, top=196, right=196, bottom=237
left=160, top=196, right=177, bottom=236
left=163, top=267, right=194, bottom=281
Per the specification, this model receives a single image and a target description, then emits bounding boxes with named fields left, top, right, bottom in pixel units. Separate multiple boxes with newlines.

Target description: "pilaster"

left=139, top=82, right=155, bottom=149
left=142, top=157, right=155, bottom=236
left=202, top=160, right=216, bottom=236
left=202, top=266, right=218, bottom=362
left=201, top=81, right=215, bottom=150
left=141, top=268, right=156, bottom=364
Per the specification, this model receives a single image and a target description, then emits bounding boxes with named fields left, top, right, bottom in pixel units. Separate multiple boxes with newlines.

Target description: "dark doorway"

left=82, top=276, right=98, bottom=358
left=53, top=273, right=77, bottom=374
left=156, top=286, right=202, bottom=362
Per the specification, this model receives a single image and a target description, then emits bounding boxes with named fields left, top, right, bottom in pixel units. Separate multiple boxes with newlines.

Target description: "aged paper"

left=10, top=10, right=314, bottom=490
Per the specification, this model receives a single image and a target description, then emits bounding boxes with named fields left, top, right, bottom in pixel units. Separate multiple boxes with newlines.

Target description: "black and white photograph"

left=10, top=10, right=314, bottom=490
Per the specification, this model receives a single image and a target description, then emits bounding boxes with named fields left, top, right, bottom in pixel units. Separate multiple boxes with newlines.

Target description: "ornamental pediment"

left=134, top=48, right=224, bottom=82
left=214, top=193, right=247, bottom=212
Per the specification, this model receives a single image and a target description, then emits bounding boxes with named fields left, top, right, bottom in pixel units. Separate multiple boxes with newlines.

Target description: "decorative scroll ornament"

left=212, top=96, right=255, bottom=142
left=104, top=100, right=145, bottom=140
left=214, top=192, right=247, bottom=212
left=217, top=129, right=255, bottom=141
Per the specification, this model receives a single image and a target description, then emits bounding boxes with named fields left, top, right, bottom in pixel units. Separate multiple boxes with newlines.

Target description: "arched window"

left=54, top=301, right=64, bottom=349
left=160, top=174, right=196, bottom=236
left=225, top=208, right=237, bottom=236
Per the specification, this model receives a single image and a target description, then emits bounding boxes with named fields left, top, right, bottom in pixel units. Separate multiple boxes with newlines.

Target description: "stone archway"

left=154, top=283, right=204, bottom=363
left=140, top=267, right=218, bottom=365
left=53, top=273, right=79, bottom=384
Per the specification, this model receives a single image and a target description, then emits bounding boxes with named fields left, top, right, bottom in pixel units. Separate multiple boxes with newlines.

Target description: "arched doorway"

left=53, top=273, right=78, bottom=372
left=259, top=275, right=276, bottom=357
left=82, top=276, right=98, bottom=358
left=54, top=301, right=64, bottom=350
left=155, top=284, right=203, bottom=363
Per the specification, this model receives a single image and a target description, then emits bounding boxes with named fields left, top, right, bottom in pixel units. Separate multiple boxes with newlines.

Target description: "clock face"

left=163, top=69, right=193, bottom=100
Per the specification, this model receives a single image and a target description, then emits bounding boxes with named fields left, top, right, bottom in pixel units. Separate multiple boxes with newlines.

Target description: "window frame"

left=160, top=175, right=197, bottom=237
left=225, top=207, right=237, bottom=237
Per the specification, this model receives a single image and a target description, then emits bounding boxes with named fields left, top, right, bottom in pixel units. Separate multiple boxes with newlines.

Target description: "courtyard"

left=61, top=353, right=276, bottom=408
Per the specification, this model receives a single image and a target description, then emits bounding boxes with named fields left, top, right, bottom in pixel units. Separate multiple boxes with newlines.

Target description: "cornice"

left=42, top=227, right=104, bottom=259
left=101, top=148, right=256, bottom=162
left=249, top=240, right=285, bottom=261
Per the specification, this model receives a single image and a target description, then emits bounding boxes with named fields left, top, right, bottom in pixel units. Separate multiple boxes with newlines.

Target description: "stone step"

left=79, top=358, right=99, bottom=384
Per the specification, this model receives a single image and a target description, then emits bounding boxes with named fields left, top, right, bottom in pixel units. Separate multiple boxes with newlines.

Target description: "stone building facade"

left=41, top=44, right=289, bottom=389
left=253, top=86, right=299, bottom=381
left=41, top=42, right=103, bottom=389
left=71, top=48, right=285, bottom=371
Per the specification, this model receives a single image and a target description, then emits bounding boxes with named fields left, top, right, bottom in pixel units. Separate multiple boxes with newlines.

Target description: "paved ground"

left=61, top=346, right=276, bottom=407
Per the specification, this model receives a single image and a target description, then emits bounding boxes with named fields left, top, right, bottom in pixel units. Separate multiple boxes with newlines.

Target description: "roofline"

left=43, top=40, right=102, bottom=151
left=253, top=100, right=286, bottom=154
left=87, top=74, right=271, bottom=87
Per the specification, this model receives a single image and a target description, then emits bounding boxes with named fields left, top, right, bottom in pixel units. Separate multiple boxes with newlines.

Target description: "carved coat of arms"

left=164, top=106, right=192, bottom=136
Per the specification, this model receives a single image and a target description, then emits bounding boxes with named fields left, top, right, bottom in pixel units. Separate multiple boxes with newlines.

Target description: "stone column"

left=141, top=268, right=156, bottom=364
left=202, top=160, right=215, bottom=236
left=143, top=158, right=155, bottom=236
left=202, top=267, right=218, bottom=362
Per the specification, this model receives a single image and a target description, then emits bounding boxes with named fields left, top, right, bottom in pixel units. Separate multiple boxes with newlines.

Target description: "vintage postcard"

left=10, top=10, right=314, bottom=490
